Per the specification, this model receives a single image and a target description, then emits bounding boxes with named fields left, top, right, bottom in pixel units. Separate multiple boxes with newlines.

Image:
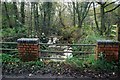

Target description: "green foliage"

left=66, top=55, right=89, bottom=70
left=2, top=53, right=20, bottom=63
left=80, top=34, right=103, bottom=44
left=61, top=26, right=79, bottom=37
left=2, top=53, right=44, bottom=73
left=92, top=59, right=117, bottom=72
left=2, top=26, right=27, bottom=42
left=60, top=26, right=80, bottom=43
left=79, top=26, right=106, bottom=44
left=40, top=33, right=49, bottom=43
left=2, top=28, right=16, bottom=37
left=109, top=25, right=117, bottom=39
left=66, top=54, right=118, bottom=72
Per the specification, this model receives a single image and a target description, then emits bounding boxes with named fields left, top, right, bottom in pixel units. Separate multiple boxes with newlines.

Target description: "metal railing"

left=0, top=42, right=96, bottom=59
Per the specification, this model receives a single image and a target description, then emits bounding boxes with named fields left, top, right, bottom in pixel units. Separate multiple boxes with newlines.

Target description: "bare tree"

left=97, top=1, right=120, bottom=35
left=75, top=2, right=92, bottom=28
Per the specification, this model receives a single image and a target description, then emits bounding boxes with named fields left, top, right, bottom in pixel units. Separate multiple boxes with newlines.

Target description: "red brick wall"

left=17, top=43, right=40, bottom=61
left=96, top=44, right=119, bottom=61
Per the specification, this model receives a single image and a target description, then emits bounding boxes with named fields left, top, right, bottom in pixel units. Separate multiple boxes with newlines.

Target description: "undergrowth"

left=66, top=54, right=119, bottom=72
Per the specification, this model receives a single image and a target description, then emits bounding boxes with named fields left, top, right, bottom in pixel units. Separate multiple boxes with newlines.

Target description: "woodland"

left=1, top=0, right=120, bottom=79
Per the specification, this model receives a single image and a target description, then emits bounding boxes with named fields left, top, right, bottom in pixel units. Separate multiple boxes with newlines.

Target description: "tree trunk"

left=30, top=2, right=34, bottom=37
left=33, top=3, right=37, bottom=37
left=59, top=11, right=65, bottom=27
left=76, top=2, right=91, bottom=28
left=76, top=2, right=82, bottom=28
left=13, top=2, right=19, bottom=21
left=47, top=2, right=52, bottom=35
left=27, top=3, right=31, bottom=37
left=21, top=2, right=25, bottom=25
left=47, top=2, right=51, bottom=28
left=33, top=2, right=39, bottom=37
left=35, top=3, right=39, bottom=37
left=72, top=2, right=76, bottom=27
left=93, top=2, right=99, bottom=31
left=43, top=3, right=47, bottom=35
left=3, top=2, right=13, bottom=28
left=100, top=4, right=105, bottom=35
left=13, top=2, right=19, bottom=32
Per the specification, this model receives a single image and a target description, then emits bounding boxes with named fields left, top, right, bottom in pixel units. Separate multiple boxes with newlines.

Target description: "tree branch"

left=81, top=2, right=92, bottom=22
left=104, top=2, right=116, bottom=8
left=105, top=4, right=120, bottom=13
left=104, top=0, right=119, bottom=7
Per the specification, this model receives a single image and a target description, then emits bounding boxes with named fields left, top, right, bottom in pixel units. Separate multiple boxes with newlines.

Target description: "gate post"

left=17, top=38, right=40, bottom=61
left=95, top=40, right=119, bottom=62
